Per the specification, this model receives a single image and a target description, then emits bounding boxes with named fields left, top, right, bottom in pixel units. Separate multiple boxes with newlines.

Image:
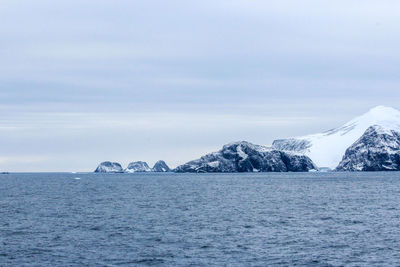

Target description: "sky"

left=1, top=0, right=400, bottom=171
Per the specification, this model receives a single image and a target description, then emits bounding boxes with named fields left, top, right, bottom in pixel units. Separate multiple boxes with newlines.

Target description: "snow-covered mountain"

left=272, top=106, right=400, bottom=169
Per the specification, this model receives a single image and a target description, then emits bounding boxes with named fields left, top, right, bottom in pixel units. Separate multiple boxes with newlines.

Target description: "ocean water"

left=1, top=172, right=400, bottom=266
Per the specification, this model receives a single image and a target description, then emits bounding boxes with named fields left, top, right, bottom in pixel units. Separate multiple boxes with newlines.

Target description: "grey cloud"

left=0, top=0, right=399, bottom=171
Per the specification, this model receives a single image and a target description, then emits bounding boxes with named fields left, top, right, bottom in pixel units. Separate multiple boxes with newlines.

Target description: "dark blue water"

left=1, top=172, right=400, bottom=266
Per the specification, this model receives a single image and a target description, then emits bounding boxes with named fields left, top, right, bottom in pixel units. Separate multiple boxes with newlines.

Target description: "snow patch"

left=207, top=161, right=220, bottom=168
left=237, top=145, right=248, bottom=160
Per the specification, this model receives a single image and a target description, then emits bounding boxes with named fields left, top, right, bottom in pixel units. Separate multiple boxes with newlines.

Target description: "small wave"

left=131, top=258, right=165, bottom=264
left=74, top=177, right=81, bottom=180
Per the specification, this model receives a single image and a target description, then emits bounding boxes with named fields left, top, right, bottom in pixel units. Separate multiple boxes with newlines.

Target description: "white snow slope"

left=272, top=106, right=400, bottom=169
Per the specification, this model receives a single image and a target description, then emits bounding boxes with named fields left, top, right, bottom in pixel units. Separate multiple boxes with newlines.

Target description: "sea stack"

left=152, top=160, right=171, bottom=172
left=125, top=161, right=152, bottom=173
left=94, top=161, right=124, bottom=173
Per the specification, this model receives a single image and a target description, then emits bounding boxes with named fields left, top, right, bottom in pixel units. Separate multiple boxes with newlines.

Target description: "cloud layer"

left=0, top=0, right=399, bottom=171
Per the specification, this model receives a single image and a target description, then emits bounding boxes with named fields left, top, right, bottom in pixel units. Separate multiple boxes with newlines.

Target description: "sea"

left=1, top=172, right=400, bottom=266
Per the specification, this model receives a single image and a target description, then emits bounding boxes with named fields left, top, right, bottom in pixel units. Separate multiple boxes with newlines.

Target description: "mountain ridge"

left=174, top=141, right=317, bottom=173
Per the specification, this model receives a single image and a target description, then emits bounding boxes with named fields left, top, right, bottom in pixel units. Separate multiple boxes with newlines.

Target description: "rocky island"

left=94, top=160, right=171, bottom=173
left=94, top=161, right=124, bottom=173
left=152, top=160, right=171, bottom=172
left=125, top=161, right=151, bottom=173
left=174, top=141, right=317, bottom=173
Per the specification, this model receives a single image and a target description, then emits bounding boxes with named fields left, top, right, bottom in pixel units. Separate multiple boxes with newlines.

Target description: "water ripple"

left=1, top=172, right=400, bottom=266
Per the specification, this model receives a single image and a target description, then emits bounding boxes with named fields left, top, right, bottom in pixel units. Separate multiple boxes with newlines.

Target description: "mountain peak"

left=346, top=106, right=400, bottom=132
left=365, top=105, right=400, bottom=118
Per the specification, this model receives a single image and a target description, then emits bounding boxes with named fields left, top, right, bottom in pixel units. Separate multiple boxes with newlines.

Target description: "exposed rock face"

left=125, top=161, right=151, bottom=173
left=152, top=160, right=170, bottom=172
left=94, top=161, right=124, bottom=173
left=336, top=126, right=400, bottom=171
left=174, top=141, right=317, bottom=173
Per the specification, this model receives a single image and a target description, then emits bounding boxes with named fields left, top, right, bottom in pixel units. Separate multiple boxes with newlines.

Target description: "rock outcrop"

left=94, top=161, right=124, bottom=173
left=174, top=141, right=317, bottom=173
left=94, top=160, right=171, bottom=173
left=125, top=161, right=152, bottom=173
left=336, top=126, right=400, bottom=171
left=152, top=160, right=171, bottom=172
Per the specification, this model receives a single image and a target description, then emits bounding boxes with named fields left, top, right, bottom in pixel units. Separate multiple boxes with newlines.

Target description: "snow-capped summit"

left=272, top=106, right=400, bottom=169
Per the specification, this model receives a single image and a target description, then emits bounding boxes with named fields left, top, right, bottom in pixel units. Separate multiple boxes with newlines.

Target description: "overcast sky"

left=1, top=0, right=400, bottom=171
